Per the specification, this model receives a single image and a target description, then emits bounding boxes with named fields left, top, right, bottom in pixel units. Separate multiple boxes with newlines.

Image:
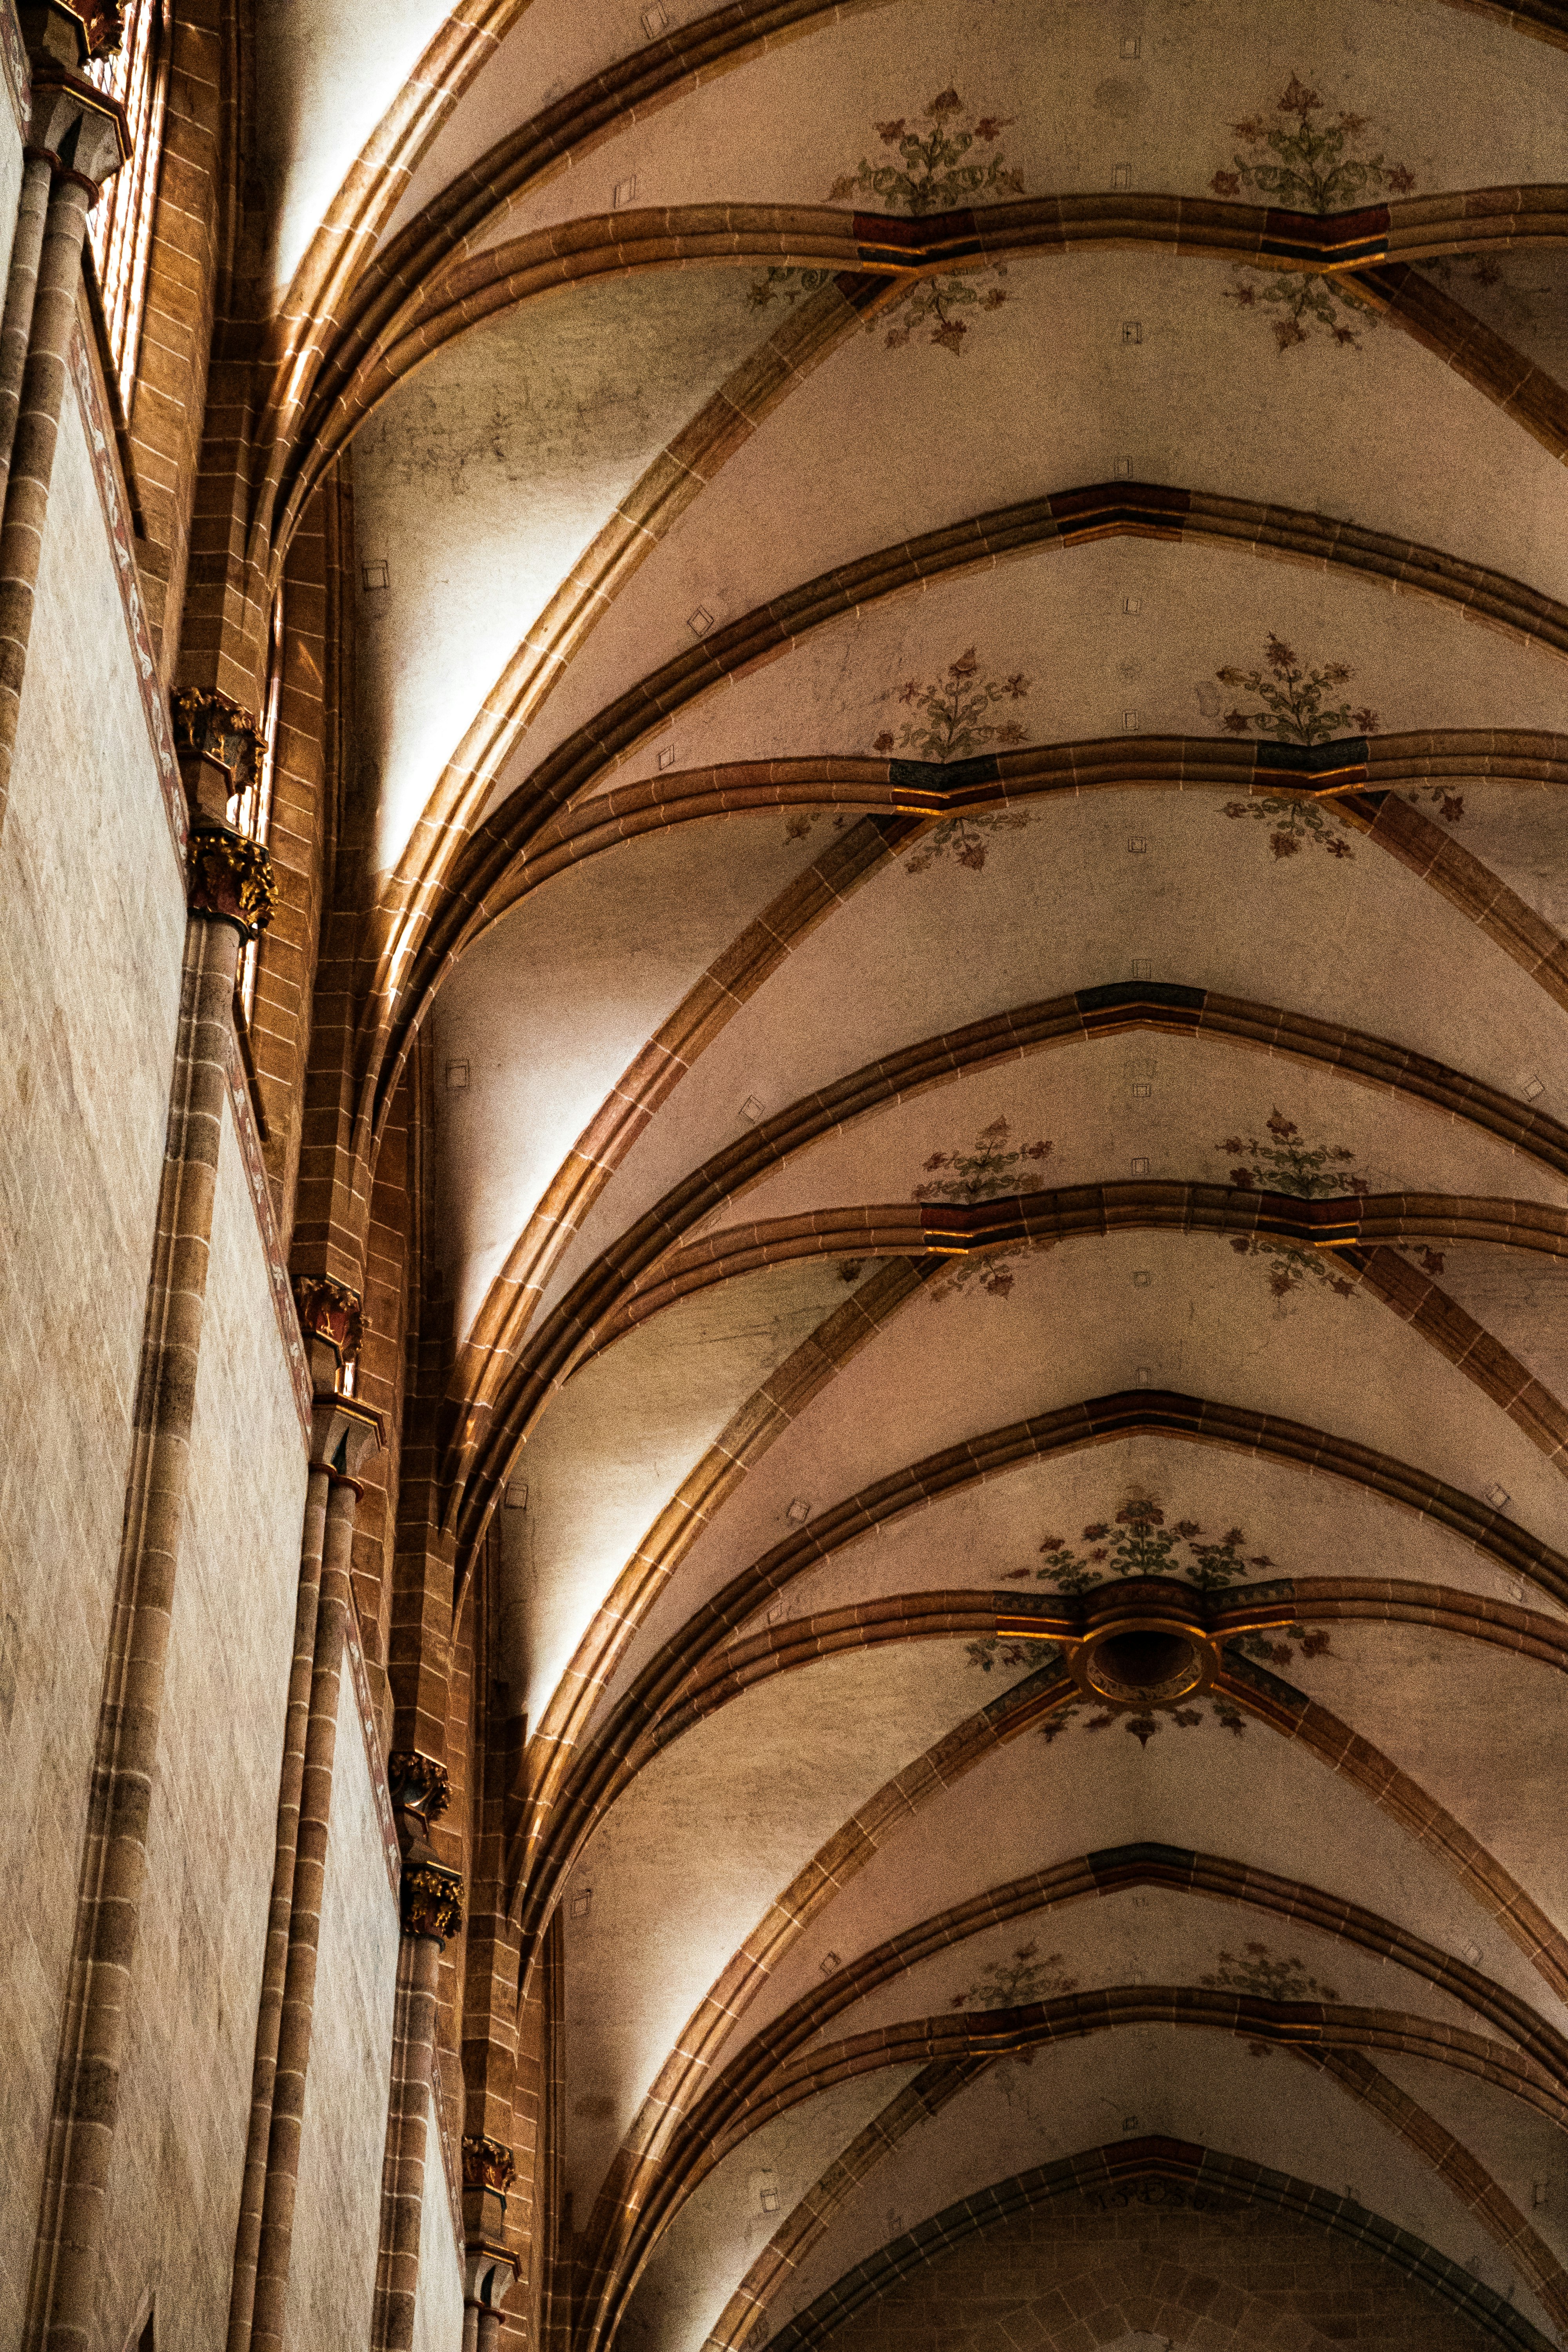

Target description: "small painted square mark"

left=361, top=559, right=388, bottom=592
left=1113, top=455, right=1132, bottom=479
left=1135, top=1366, right=1152, bottom=1386
left=1130, top=1157, right=1150, bottom=1175
left=1128, top=835, right=1147, bottom=853
left=1131, top=958, right=1153, bottom=978
left=1132, top=1082, right=1152, bottom=1098
left=503, top=1479, right=529, bottom=1510
left=1124, top=596, right=1142, bottom=614
left=740, top=1094, right=764, bottom=1122
left=613, top=173, right=638, bottom=208
left=1521, top=1071, right=1545, bottom=1100
left=641, top=0, right=669, bottom=29
left=571, top=1887, right=593, bottom=1919
left=1113, top=163, right=1131, bottom=189
left=446, top=1060, right=469, bottom=1091
left=687, top=604, right=715, bottom=636
left=1132, top=1270, right=1152, bottom=1288
left=1486, top=1483, right=1511, bottom=1509
left=786, top=1497, right=812, bottom=1524
left=1123, top=711, right=1140, bottom=733
left=1122, top=320, right=1142, bottom=345
left=1120, top=34, right=1140, bottom=57
left=657, top=745, right=677, bottom=769
left=820, top=1950, right=841, bottom=1974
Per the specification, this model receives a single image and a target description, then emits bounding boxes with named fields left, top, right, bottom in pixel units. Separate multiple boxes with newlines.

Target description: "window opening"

left=235, top=589, right=285, bottom=1021
left=86, top=0, right=172, bottom=414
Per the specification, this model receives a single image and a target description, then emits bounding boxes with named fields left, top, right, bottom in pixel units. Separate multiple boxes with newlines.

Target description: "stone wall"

left=0, top=365, right=189, bottom=2340
left=285, top=1670, right=403, bottom=2339
left=93, top=1090, right=310, bottom=2342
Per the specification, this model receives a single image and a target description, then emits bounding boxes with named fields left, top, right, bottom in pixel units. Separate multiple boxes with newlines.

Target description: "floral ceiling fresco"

left=1213, top=74, right=1415, bottom=355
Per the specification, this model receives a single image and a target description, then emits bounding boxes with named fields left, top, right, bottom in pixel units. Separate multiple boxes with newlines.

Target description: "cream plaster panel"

left=285, top=1677, right=403, bottom=2341
left=583, top=1230, right=1568, bottom=1619
left=503, top=1256, right=863, bottom=1733
left=354, top=266, right=772, bottom=880
left=0, top=52, right=21, bottom=294
left=712, top=1025, right=1568, bottom=1230
left=1436, top=1251, right=1568, bottom=1407
left=798, top=1885, right=1493, bottom=2054
left=257, top=0, right=454, bottom=297
left=768, top=2033, right=1557, bottom=2339
left=739, top=1675, right=1568, bottom=2049
left=412, top=2121, right=466, bottom=2352
left=93, top=1098, right=310, bottom=2343
left=1420, top=251, right=1568, bottom=392
left=541, top=792, right=1568, bottom=1325
left=0, top=385, right=186, bottom=2340
left=567, top=545, right=1568, bottom=807
left=1376, top=2049, right=1568, bottom=2274
left=434, top=809, right=815, bottom=1343
left=507, top=254, right=1568, bottom=789
left=610, top=1431, right=1567, bottom=1724
left=624, top=2066, right=923, bottom=2352
left=462, top=0, right=1568, bottom=260
left=562, top=1639, right=1000, bottom=2207
left=1461, top=786, right=1568, bottom=943
left=1285, top=1628, right=1568, bottom=1944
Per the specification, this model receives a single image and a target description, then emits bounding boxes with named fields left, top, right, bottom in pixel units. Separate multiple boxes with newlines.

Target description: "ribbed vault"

left=257, top=3, right=1568, bottom=2344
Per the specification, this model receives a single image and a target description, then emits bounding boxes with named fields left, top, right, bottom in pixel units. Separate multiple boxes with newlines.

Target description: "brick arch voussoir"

left=764, top=2136, right=1557, bottom=2352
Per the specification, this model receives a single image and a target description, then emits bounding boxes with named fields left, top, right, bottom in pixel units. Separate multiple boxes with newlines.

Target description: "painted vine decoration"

left=831, top=87, right=1024, bottom=215
left=1203, top=1938, right=1341, bottom=2054
left=1219, top=1108, right=1365, bottom=1301
left=914, top=1116, right=1051, bottom=1203
left=1212, top=76, right=1414, bottom=354
left=1212, top=634, right=1368, bottom=863
left=872, top=648, right=1034, bottom=872
left=949, top=1942, right=1078, bottom=2010
left=915, top=1116, right=1053, bottom=1302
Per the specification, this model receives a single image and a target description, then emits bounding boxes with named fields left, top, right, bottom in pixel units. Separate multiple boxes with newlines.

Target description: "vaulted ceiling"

left=265, top=2, right=1568, bottom=2344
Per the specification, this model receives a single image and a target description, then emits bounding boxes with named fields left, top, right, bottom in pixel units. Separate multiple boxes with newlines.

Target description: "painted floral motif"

left=1202, top=1938, right=1340, bottom=2053
left=1403, top=784, right=1467, bottom=828
left=914, top=1116, right=1051, bottom=1204
left=880, top=646, right=1032, bottom=763
left=1218, top=1109, right=1365, bottom=1302
left=746, top=265, right=838, bottom=311
left=1215, top=634, right=1378, bottom=746
left=929, top=1243, right=1049, bottom=1306
left=1225, top=266, right=1377, bottom=354
left=1038, top=1697, right=1249, bottom=1748
left=830, top=88, right=1024, bottom=216
left=1021, top=1497, right=1276, bottom=1595
left=874, top=266, right=1013, bottom=356
left=1209, top=74, right=1414, bottom=212
left=949, top=1942, right=1077, bottom=2010
left=1210, top=78, right=1413, bottom=355
left=1220, top=1106, right=1363, bottom=1200
left=904, top=813, right=1032, bottom=874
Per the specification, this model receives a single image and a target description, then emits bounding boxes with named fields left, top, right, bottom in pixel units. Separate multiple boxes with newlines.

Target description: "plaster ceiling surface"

left=269, top=0, right=1568, bottom=2340
left=450, top=0, right=1567, bottom=258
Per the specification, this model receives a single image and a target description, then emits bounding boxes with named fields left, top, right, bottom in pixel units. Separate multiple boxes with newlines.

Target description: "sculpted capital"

left=187, top=826, right=276, bottom=940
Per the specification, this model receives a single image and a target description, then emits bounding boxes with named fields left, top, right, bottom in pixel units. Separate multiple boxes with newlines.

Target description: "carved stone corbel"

left=170, top=685, right=258, bottom=828
left=294, top=1274, right=365, bottom=1395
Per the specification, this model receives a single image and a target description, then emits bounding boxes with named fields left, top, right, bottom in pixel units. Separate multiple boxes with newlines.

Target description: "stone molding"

left=400, top=1859, right=465, bottom=1946
left=18, top=0, right=123, bottom=64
